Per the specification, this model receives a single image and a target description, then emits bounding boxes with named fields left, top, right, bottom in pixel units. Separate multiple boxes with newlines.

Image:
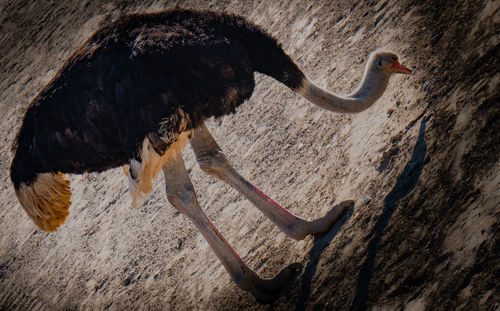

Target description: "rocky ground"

left=0, top=0, right=498, bottom=310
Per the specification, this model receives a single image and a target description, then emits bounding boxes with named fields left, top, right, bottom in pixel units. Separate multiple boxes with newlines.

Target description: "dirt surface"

left=0, top=1, right=498, bottom=310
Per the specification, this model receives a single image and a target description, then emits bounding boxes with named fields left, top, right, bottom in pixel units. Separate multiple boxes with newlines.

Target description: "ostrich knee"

left=198, top=149, right=232, bottom=180
left=191, top=126, right=233, bottom=179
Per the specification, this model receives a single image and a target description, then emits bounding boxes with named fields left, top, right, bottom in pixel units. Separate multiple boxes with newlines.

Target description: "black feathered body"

left=11, top=9, right=304, bottom=192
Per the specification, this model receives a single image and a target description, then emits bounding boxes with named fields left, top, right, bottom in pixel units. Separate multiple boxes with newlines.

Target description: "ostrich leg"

left=162, top=149, right=301, bottom=302
left=191, top=123, right=352, bottom=240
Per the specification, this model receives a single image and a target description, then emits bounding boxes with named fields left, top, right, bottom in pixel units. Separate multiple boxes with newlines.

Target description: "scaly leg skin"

left=162, top=149, right=301, bottom=303
left=191, top=123, right=353, bottom=240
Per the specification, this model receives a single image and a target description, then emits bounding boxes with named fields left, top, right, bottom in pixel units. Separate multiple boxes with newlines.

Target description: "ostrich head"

left=371, top=50, right=412, bottom=75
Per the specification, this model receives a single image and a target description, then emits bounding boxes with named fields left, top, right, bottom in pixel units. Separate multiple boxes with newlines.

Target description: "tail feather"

left=15, top=172, right=72, bottom=232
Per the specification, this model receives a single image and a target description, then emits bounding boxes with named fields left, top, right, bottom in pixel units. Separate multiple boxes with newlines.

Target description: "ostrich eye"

left=377, top=59, right=383, bottom=68
left=391, top=55, right=398, bottom=62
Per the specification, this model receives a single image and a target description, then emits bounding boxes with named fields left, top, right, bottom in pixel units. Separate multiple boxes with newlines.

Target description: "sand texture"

left=0, top=0, right=498, bottom=310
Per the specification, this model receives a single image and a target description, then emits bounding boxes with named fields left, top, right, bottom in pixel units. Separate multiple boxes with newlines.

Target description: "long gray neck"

left=296, top=64, right=391, bottom=113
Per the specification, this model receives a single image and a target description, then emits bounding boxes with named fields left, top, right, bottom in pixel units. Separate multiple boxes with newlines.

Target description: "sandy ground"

left=0, top=0, right=498, bottom=310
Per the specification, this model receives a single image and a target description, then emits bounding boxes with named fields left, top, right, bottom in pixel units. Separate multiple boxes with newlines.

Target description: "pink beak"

left=392, top=61, right=412, bottom=74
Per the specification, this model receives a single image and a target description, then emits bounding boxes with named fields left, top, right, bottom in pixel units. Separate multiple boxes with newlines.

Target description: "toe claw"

left=340, top=200, right=355, bottom=208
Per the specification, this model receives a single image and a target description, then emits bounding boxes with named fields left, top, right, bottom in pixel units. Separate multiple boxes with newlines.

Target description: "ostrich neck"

left=297, top=67, right=391, bottom=113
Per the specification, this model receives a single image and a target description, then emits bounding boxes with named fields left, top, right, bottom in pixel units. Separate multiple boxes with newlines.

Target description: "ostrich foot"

left=304, top=200, right=354, bottom=236
left=247, top=263, right=302, bottom=303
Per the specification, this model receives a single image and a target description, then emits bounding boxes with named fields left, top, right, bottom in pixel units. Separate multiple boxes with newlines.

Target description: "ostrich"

left=10, top=9, right=411, bottom=302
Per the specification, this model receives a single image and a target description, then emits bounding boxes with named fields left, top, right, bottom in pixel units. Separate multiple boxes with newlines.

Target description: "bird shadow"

left=292, top=204, right=355, bottom=311
left=262, top=205, right=352, bottom=311
left=265, top=117, right=428, bottom=310
left=350, top=117, right=429, bottom=311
